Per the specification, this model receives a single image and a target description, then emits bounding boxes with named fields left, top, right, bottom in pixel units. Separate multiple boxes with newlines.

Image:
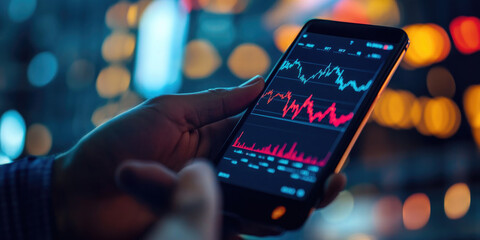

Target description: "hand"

left=53, top=76, right=265, bottom=239
left=116, top=161, right=221, bottom=240
left=115, top=160, right=346, bottom=240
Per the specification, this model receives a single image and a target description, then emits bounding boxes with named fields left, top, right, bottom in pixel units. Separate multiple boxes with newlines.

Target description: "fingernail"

left=239, top=75, right=263, bottom=87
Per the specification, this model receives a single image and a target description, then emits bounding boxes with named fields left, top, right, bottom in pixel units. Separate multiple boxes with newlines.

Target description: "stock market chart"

left=217, top=32, right=394, bottom=200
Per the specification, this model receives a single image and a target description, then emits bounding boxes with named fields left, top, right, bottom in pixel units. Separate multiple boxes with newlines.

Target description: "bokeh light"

left=0, top=110, right=26, bottom=159
left=444, top=183, right=470, bottom=220
left=364, top=0, right=400, bottom=26
left=27, top=52, right=58, bottom=87
left=0, top=154, right=12, bottom=165
left=403, top=193, right=431, bottom=230
left=198, top=0, right=248, bottom=14
left=426, top=67, right=456, bottom=98
left=96, top=65, right=131, bottom=98
left=331, top=0, right=370, bottom=24
left=182, top=40, right=221, bottom=79
left=347, top=233, right=376, bottom=240
left=26, top=124, right=52, bottom=156
left=102, top=31, right=136, bottom=62
left=274, top=24, right=301, bottom=52
left=463, top=85, right=480, bottom=147
left=127, top=4, right=138, bottom=27
left=372, top=89, right=416, bottom=129
left=423, top=97, right=461, bottom=138
left=320, top=190, right=355, bottom=223
left=450, top=16, right=480, bottom=55
left=403, top=24, right=451, bottom=69
left=92, top=90, right=142, bottom=126
left=373, top=196, right=402, bottom=236
left=106, top=2, right=130, bottom=29
left=134, top=0, right=189, bottom=98
left=228, top=43, right=271, bottom=79
left=8, top=0, right=37, bottom=23
left=66, top=59, right=95, bottom=91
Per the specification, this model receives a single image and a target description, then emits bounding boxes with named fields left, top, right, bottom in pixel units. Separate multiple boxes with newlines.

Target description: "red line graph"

left=232, top=131, right=329, bottom=166
left=259, top=89, right=354, bottom=127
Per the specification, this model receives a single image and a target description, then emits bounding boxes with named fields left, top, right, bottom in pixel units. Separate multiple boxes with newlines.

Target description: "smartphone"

left=214, top=19, right=409, bottom=230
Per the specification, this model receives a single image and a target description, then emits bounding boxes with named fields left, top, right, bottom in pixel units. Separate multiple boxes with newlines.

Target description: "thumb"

left=146, top=161, right=221, bottom=240
left=169, top=75, right=264, bottom=129
left=115, top=160, right=178, bottom=214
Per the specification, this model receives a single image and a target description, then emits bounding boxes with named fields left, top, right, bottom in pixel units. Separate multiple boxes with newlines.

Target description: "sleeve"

left=0, top=156, right=56, bottom=240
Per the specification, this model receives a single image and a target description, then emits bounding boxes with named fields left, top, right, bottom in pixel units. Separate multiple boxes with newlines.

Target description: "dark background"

left=1, top=0, right=479, bottom=239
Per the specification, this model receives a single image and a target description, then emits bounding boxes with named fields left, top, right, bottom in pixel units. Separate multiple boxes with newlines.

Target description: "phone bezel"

left=214, top=19, right=409, bottom=230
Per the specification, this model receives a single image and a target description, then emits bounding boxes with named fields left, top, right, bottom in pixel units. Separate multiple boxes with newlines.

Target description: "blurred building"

left=1, top=0, right=480, bottom=239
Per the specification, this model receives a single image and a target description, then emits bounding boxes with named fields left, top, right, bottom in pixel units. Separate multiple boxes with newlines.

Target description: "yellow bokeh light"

left=198, top=0, right=248, bottom=13
left=348, top=233, right=376, bottom=240
left=364, top=0, right=400, bottom=26
left=463, top=85, right=480, bottom=127
left=444, top=183, right=471, bottom=220
left=413, top=97, right=431, bottom=136
left=127, top=4, right=138, bottom=27
left=96, top=65, right=131, bottom=98
left=403, top=24, right=451, bottom=69
left=105, top=2, right=130, bottom=29
left=183, top=40, right=221, bottom=79
left=403, top=193, right=431, bottom=230
left=426, top=66, right=456, bottom=98
left=228, top=43, right=271, bottom=79
left=25, top=123, right=52, bottom=156
left=274, top=24, right=301, bottom=52
left=102, top=31, right=136, bottom=62
left=423, top=97, right=461, bottom=138
left=92, top=103, right=120, bottom=127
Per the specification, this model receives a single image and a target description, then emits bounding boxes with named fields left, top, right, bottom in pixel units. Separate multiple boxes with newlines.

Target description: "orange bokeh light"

left=274, top=24, right=301, bottom=52
left=403, top=24, right=451, bottom=69
left=403, top=193, right=431, bottom=230
left=450, top=16, right=480, bottom=55
left=332, top=0, right=370, bottom=24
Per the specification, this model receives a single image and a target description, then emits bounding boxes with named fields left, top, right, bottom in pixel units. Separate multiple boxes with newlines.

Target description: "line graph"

left=258, top=89, right=354, bottom=127
left=232, top=131, right=329, bottom=166
left=279, top=59, right=373, bottom=92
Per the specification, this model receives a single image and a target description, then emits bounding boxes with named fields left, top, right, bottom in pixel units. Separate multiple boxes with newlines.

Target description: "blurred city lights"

left=0, top=154, right=12, bottom=165
left=364, top=0, right=400, bottom=26
left=27, top=52, right=58, bottom=87
left=444, top=183, right=471, bottom=220
left=127, top=4, right=138, bottom=27
left=426, top=67, right=456, bottom=98
left=463, top=85, right=480, bottom=147
left=403, top=193, right=431, bottom=230
left=372, top=89, right=415, bottom=129
left=101, top=31, right=136, bottom=62
left=26, top=124, right=52, bottom=156
left=347, top=233, right=376, bottom=240
left=449, top=16, right=480, bottom=55
left=0, top=110, right=26, bottom=159
left=320, top=190, right=355, bottom=223
left=182, top=40, right=221, bottom=79
left=8, top=0, right=37, bottom=23
left=134, top=0, right=189, bottom=98
left=96, top=65, right=131, bottom=98
left=198, top=0, right=248, bottom=14
left=92, top=91, right=142, bottom=126
left=105, top=2, right=130, bottom=29
left=331, top=0, right=370, bottom=24
left=373, top=196, right=402, bottom=236
left=423, top=97, right=461, bottom=138
left=403, top=24, right=451, bottom=69
left=228, top=43, right=271, bottom=79
left=66, top=59, right=95, bottom=91
left=274, top=24, right=301, bottom=52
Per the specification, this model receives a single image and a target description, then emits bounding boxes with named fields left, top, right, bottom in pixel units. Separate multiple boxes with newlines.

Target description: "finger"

left=316, top=173, right=347, bottom=208
left=115, top=160, right=178, bottom=214
left=179, top=75, right=264, bottom=129
left=146, top=161, right=221, bottom=240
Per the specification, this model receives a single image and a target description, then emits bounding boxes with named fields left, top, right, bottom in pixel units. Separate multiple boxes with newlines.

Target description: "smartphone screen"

left=217, top=30, right=397, bottom=201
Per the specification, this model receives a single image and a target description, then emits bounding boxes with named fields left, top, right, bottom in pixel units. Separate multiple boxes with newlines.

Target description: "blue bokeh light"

left=0, top=154, right=12, bottom=165
left=8, top=0, right=37, bottom=23
left=0, top=110, right=26, bottom=159
left=27, top=51, right=58, bottom=87
left=134, top=0, right=189, bottom=98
